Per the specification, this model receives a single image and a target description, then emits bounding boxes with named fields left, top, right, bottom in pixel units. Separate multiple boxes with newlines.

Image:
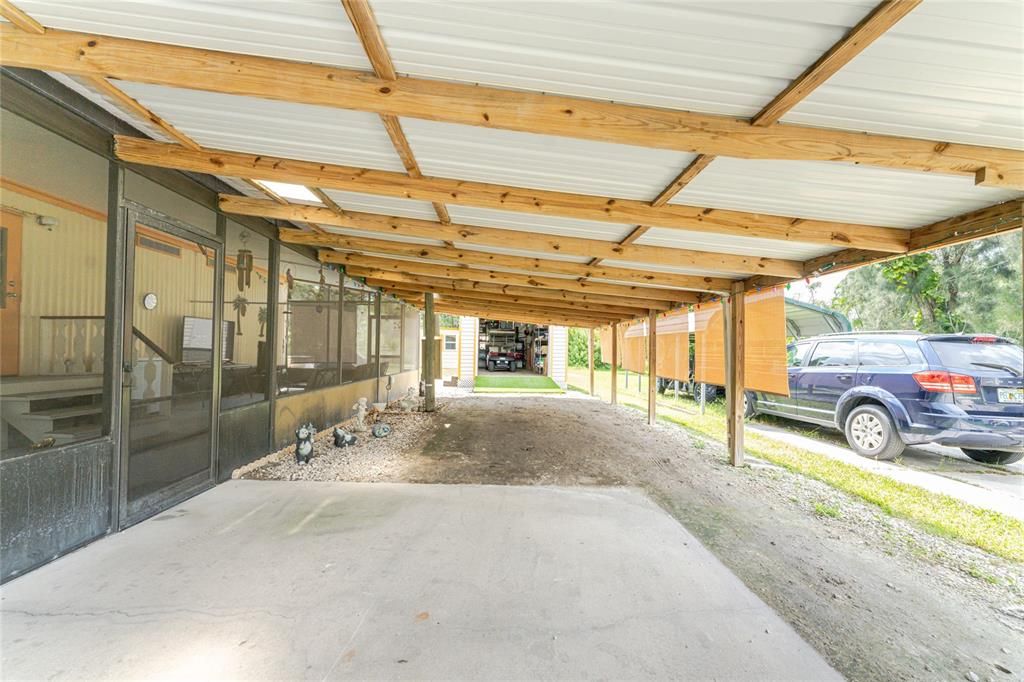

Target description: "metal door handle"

left=836, top=373, right=852, bottom=381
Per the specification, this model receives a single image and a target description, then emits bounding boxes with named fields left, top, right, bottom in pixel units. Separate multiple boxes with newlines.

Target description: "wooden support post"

left=725, top=282, right=746, bottom=465
left=610, top=322, right=618, bottom=406
left=648, top=309, right=657, bottom=426
left=588, top=327, right=595, bottom=396
left=423, top=292, right=436, bottom=412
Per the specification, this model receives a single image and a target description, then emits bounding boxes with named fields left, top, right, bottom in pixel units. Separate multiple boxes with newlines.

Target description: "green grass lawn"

left=474, top=374, right=563, bottom=393
left=567, top=366, right=1024, bottom=564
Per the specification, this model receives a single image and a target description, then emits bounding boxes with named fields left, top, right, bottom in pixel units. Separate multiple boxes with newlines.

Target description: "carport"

left=3, top=0, right=1019, bottom=468
left=1, top=0, right=1022, bottom=678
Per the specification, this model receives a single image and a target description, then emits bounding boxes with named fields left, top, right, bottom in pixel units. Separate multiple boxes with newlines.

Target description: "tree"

left=568, top=327, right=608, bottom=368
left=832, top=232, right=1022, bottom=343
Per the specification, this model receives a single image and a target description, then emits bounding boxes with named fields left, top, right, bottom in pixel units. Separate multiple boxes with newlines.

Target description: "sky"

left=785, top=270, right=848, bottom=306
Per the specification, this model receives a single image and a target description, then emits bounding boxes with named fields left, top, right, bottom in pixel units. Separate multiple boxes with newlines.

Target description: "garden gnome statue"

left=399, top=386, right=419, bottom=413
left=351, top=397, right=369, bottom=432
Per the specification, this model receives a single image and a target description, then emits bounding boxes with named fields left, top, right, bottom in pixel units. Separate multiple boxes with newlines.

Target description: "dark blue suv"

left=749, top=333, right=1024, bottom=464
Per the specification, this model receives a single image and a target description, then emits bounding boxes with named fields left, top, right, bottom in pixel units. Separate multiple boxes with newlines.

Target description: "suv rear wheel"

left=961, top=449, right=1024, bottom=465
left=844, top=404, right=905, bottom=460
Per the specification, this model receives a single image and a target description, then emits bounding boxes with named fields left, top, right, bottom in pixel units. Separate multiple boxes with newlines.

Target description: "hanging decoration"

left=285, top=268, right=294, bottom=298
left=315, top=265, right=326, bottom=313
left=232, top=295, right=248, bottom=336
left=236, top=231, right=253, bottom=292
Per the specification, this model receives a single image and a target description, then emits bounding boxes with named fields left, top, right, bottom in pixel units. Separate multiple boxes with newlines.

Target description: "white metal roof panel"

left=671, top=157, right=1022, bottom=229
left=322, top=190, right=438, bottom=221
left=113, top=82, right=405, bottom=172
left=375, top=0, right=875, bottom=116
left=446, top=206, right=633, bottom=242
left=635, top=227, right=834, bottom=262
left=401, top=119, right=695, bottom=200
left=12, top=0, right=371, bottom=70
left=782, top=2, right=1024, bottom=149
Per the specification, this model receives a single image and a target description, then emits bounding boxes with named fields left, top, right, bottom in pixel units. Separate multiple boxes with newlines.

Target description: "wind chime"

left=315, top=265, right=326, bottom=313
left=236, top=231, right=253, bottom=292
left=233, top=231, right=253, bottom=335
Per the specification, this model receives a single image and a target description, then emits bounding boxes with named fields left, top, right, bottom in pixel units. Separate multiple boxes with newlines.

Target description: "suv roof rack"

left=816, top=330, right=923, bottom=337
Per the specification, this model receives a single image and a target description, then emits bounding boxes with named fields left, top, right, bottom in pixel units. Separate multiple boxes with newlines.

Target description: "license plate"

left=997, top=388, right=1023, bottom=403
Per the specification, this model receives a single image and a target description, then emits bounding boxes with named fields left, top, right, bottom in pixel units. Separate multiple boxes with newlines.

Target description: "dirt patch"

left=406, top=395, right=1024, bottom=682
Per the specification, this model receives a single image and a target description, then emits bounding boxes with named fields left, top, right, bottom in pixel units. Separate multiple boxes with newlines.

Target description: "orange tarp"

left=655, top=309, right=689, bottom=382
left=621, top=321, right=646, bottom=372
left=694, top=287, right=789, bottom=396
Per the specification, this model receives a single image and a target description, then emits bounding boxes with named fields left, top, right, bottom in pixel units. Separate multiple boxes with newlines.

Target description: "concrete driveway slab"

left=1, top=480, right=838, bottom=680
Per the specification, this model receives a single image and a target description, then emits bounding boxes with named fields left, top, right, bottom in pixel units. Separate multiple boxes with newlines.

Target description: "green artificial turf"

left=474, top=374, right=563, bottom=393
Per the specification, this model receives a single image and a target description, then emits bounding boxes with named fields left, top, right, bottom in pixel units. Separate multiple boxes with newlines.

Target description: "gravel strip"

left=235, top=401, right=446, bottom=482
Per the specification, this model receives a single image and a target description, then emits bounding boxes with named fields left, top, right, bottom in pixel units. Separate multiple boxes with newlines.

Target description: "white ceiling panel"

left=322, top=191, right=438, bottom=221
left=13, top=0, right=370, bottom=69
left=375, top=0, right=875, bottom=116
left=672, top=157, right=1022, bottom=228
left=446, top=206, right=633, bottom=242
left=114, top=82, right=405, bottom=171
left=636, top=228, right=834, bottom=262
left=782, top=2, right=1024, bottom=149
left=401, top=119, right=694, bottom=199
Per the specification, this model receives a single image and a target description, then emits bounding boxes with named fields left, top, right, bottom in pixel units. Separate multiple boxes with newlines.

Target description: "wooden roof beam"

left=116, top=138, right=908, bottom=253
left=224, top=195, right=806, bottom=276
left=4, top=25, right=1019, bottom=187
left=349, top=269, right=676, bottom=309
left=433, top=302, right=614, bottom=328
left=369, top=280, right=646, bottom=318
left=325, top=252, right=710, bottom=302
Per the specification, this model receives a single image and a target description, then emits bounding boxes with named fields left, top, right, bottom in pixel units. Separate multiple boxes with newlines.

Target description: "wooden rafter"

left=282, top=227, right=798, bottom=279
left=0, top=0, right=42, bottom=33
left=117, top=138, right=908, bottom=253
left=752, top=0, right=922, bottom=126
left=369, top=281, right=646, bottom=318
left=651, top=154, right=718, bottom=208
left=326, top=253, right=710, bottom=301
left=5, top=25, right=1020, bottom=187
left=350, top=270, right=675, bottom=309
left=432, top=301, right=613, bottom=327
left=223, top=195, right=804, bottom=276
left=389, top=294, right=626, bottom=325
left=341, top=0, right=451, bottom=225
left=801, top=199, right=1023, bottom=278
left=591, top=153, right=718, bottom=267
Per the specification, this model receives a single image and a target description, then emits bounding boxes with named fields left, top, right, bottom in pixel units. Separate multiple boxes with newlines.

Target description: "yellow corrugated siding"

left=1, top=187, right=107, bottom=375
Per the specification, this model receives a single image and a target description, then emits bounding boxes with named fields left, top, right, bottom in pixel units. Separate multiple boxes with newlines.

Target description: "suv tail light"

left=971, top=335, right=997, bottom=343
left=913, top=370, right=977, bottom=394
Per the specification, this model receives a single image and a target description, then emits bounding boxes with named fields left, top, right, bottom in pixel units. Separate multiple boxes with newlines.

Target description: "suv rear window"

left=930, top=340, right=1023, bottom=374
left=858, top=341, right=909, bottom=366
left=808, top=340, right=856, bottom=367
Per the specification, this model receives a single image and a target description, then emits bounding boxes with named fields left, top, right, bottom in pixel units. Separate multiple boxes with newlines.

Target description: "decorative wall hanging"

left=232, top=295, right=248, bottom=335
left=235, top=233, right=253, bottom=292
